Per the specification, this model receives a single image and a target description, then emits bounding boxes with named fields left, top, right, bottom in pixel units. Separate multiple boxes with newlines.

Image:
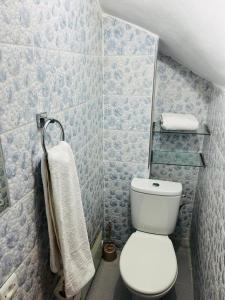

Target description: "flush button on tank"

left=153, top=182, right=160, bottom=187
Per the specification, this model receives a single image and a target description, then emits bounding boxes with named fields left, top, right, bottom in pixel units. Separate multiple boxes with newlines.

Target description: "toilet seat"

left=119, top=231, right=177, bottom=296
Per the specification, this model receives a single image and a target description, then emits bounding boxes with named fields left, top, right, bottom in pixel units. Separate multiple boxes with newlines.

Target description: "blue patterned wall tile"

left=86, top=0, right=102, bottom=55
left=87, top=98, right=102, bottom=140
left=0, top=191, right=42, bottom=286
left=0, top=0, right=103, bottom=297
left=103, top=160, right=149, bottom=247
left=0, top=45, right=38, bottom=133
left=103, top=160, right=149, bottom=246
left=50, top=51, right=75, bottom=110
left=151, top=165, right=198, bottom=201
left=151, top=164, right=198, bottom=239
left=73, top=55, right=87, bottom=105
left=104, top=130, right=150, bottom=164
left=102, top=34, right=212, bottom=248
left=87, top=136, right=102, bottom=181
left=104, top=95, right=152, bottom=131
left=82, top=166, right=104, bottom=243
left=155, top=54, right=212, bottom=123
left=174, top=202, right=194, bottom=239
left=34, top=49, right=80, bottom=114
left=103, top=56, right=154, bottom=96
left=191, top=86, right=225, bottom=299
left=104, top=179, right=131, bottom=247
left=0, top=142, right=10, bottom=213
left=192, top=188, right=225, bottom=298
left=0, top=1, right=33, bottom=46
left=73, top=144, right=88, bottom=187
left=34, top=48, right=60, bottom=113
left=103, top=16, right=157, bottom=246
left=104, top=161, right=149, bottom=183
left=59, top=104, right=87, bottom=152
left=85, top=56, right=103, bottom=100
left=1, top=124, right=41, bottom=204
left=12, top=243, right=57, bottom=300
left=152, top=54, right=214, bottom=243
left=74, top=103, right=88, bottom=149
left=0, top=0, right=87, bottom=52
left=218, top=288, right=225, bottom=300
left=198, top=137, right=224, bottom=202
left=90, top=166, right=104, bottom=241
left=207, top=87, right=225, bottom=158
left=33, top=0, right=86, bottom=52
left=103, top=15, right=158, bottom=56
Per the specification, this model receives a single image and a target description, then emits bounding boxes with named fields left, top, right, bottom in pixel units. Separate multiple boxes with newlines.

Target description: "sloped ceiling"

left=100, top=0, right=225, bottom=86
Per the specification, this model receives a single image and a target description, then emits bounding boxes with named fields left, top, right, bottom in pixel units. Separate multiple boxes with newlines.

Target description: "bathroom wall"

left=152, top=54, right=212, bottom=244
left=102, top=17, right=213, bottom=247
left=0, top=0, right=103, bottom=298
left=103, top=15, right=158, bottom=247
left=191, top=86, right=225, bottom=299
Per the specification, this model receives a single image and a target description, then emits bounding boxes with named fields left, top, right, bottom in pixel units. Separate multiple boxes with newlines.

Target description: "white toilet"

left=119, top=178, right=182, bottom=299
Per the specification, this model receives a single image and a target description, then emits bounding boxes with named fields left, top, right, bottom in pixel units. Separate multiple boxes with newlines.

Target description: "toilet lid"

left=119, top=231, right=177, bottom=295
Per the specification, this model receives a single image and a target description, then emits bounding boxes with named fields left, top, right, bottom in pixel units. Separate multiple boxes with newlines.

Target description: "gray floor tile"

left=86, top=254, right=131, bottom=300
left=162, top=283, right=194, bottom=300
left=86, top=248, right=194, bottom=300
left=176, top=249, right=193, bottom=285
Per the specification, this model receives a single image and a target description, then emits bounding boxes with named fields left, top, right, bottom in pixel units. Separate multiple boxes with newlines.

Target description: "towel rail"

left=36, top=112, right=65, bottom=156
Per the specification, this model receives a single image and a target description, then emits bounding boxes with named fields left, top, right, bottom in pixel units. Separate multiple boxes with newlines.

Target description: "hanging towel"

left=41, top=141, right=95, bottom=298
left=161, top=113, right=199, bottom=131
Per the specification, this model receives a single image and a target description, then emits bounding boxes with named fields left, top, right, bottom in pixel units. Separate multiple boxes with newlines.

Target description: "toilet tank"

left=131, top=178, right=182, bottom=235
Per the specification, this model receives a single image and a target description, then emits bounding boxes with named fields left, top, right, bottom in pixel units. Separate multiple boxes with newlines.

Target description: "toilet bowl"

left=120, top=231, right=177, bottom=299
left=119, top=178, right=182, bottom=299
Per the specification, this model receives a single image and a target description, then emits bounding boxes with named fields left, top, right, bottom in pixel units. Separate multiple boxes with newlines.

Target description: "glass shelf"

left=151, top=150, right=206, bottom=167
left=153, top=121, right=210, bottom=135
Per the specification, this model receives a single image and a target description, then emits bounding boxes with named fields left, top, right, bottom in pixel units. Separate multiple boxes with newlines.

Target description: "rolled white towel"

left=161, top=113, right=199, bottom=131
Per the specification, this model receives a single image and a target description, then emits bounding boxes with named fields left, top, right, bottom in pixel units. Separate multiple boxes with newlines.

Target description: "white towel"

left=41, top=141, right=95, bottom=298
left=161, top=113, right=199, bottom=131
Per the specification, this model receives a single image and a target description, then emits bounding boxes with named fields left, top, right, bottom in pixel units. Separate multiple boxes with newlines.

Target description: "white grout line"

left=0, top=41, right=102, bottom=57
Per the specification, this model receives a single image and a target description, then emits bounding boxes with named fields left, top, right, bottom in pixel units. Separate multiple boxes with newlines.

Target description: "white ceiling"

left=100, top=0, right=225, bottom=86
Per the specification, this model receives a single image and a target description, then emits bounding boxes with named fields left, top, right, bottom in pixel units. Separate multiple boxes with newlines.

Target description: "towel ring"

left=36, top=113, right=65, bottom=156
left=42, top=119, right=65, bottom=156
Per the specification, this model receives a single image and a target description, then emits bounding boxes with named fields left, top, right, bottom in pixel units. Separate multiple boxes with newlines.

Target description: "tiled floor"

left=86, top=247, right=194, bottom=300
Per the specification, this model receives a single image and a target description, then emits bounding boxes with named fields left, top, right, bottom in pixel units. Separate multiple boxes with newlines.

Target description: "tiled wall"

left=0, top=0, right=103, bottom=299
left=152, top=54, right=212, bottom=243
left=103, top=15, right=158, bottom=247
left=1, top=3, right=222, bottom=298
left=0, top=144, right=9, bottom=213
left=102, top=17, right=213, bottom=247
left=191, top=86, right=225, bottom=299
